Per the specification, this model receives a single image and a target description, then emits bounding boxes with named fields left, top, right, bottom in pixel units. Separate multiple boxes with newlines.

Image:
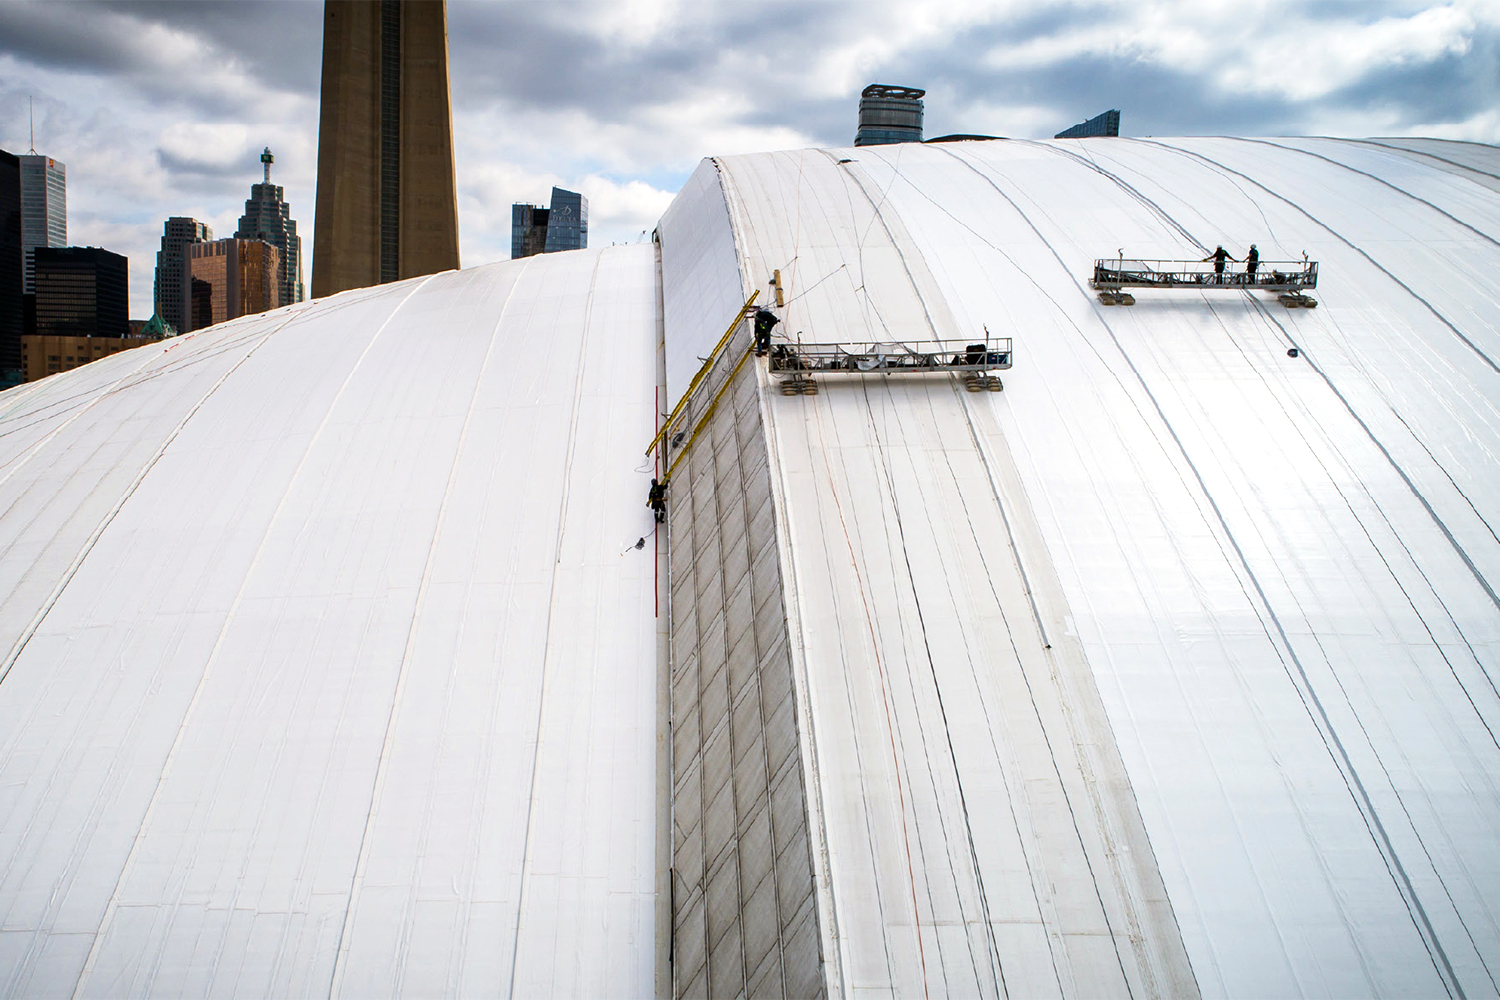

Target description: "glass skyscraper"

left=33, top=247, right=128, bottom=339
left=511, top=187, right=588, bottom=259
left=18, top=154, right=65, bottom=295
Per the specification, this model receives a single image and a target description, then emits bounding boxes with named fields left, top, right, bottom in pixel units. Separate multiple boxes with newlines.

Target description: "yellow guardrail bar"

left=645, top=290, right=758, bottom=461
left=664, top=341, right=759, bottom=484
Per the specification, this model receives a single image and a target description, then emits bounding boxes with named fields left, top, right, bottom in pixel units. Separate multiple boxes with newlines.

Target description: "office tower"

left=543, top=187, right=586, bottom=253
left=32, top=247, right=127, bottom=338
left=854, top=84, right=925, bottom=146
left=155, top=217, right=212, bottom=335
left=1055, top=109, right=1121, bottom=138
left=312, top=0, right=460, bottom=297
left=511, top=187, right=588, bottom=259
left=234, top=148, right=305, bottom=309
left=187, top=239, right=281, bottom=330
left=0, top=150, right=21, bottom=385
left=18, top=154, right=66, bottom=296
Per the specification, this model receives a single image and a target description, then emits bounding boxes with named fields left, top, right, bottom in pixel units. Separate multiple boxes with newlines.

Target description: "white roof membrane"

left=0, top=247, right=662, bottom=998
left=813, top=137, right=1500, bottom=998
left=707, top=137, right=1500, bottom=998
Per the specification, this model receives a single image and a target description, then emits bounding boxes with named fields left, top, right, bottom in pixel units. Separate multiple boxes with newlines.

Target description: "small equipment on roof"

left=1091, top=255, right=1319, bottom=308
left=769, top=332, right=1012, bottom=395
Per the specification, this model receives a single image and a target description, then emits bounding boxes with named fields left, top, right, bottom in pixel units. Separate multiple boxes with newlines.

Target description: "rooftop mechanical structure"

left=854, top=84, right=925, bottom=146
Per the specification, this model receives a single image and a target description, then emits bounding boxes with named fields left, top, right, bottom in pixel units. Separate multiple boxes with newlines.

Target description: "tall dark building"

left=313, top=0, right=460, bottom=296
left=0, top=150, right=22, bottom=385
left=33, top=247, right=128, bottom=338
left=511, top=187, right=588, bottom=259
left=1056, top=110, right=1121, bottom=139
left=234, top=148, right=304, bottom=309
left=854, top=84, right=925, bottom=146
left=155, top=217, right=212, bottom=335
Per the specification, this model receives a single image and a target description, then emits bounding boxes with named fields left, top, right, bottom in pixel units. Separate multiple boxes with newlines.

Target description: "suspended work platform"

left=769, top=336, right=1013, bottom=395
left=1092, top=257, right=1319, bottom=307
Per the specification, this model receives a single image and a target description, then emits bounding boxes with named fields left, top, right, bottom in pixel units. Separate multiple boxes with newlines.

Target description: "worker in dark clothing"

left=753, top=308, right=780, bottom=356
left=1203, top=245, right=1235, bottom=282
left=647, top=478, right=668, bottom=523
left=1245, top=244, right=1260, bottom=282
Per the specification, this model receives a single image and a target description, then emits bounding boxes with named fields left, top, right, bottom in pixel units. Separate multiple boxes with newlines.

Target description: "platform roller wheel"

left=986, top=376, right=1004, bottom=392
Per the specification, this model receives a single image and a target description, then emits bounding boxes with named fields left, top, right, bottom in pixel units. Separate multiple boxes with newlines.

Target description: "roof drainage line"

left=1208, top=305, right=1500, bottom=991
left=0, top=320, right=273, bottom=450
left=1348, top=139, right=1500, bottom=184
left=1017, top=138, right=1208, bottom=255
left=846, top=147, right=1129, bottom=997
left=0, top=289, right=391, bottom=446
left=0, top=307, right=305, bottom=695
left=950, top=382, right=1049, bottom=647
left=1235, top=137, right=1500, bottom=250
left=505, top=253, right=605, bottom=1000
left=858, top=381, right=1007, bottom=999
left=1208, top=299, right=1500, bottom=742
left=940, top=147, right=1465, bottom=1000
left=71, top=275, right=437, bottom=1000
left=326, top=268, right=524, bottom=999
left=1062, top=141, right=1500, bottom=621
left=1137, top=139, right=1500, bottom=377
left=804, top=387, right=928, bottom=996
left=1143, top=139, right=1500, bottom=586
left=931, top=384, right=1069, bottom=998
left=1245, top=297, right=1500, bottom=668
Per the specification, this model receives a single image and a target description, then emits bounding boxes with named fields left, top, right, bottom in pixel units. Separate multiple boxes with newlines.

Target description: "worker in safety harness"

left=648, top=478, right=668, bottom=523
left=1245, top=244, right=1260, bottom=282
left=1203, top=245, right=1236, bottom=282
left=753, top=307, right=780, bottom=356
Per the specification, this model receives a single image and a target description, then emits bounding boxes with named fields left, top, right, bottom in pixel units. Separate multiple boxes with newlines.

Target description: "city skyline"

left=0, top=0, right=1497, bottom=317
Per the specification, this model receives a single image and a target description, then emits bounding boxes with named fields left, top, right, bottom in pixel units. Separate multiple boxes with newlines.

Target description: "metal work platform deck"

left=768, top=336, right=1013, bottom=395
left=1091, top=257, right=1319, bottom=307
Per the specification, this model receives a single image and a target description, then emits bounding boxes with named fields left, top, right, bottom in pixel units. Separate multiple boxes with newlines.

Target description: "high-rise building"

left=187, top=238, right=281, bottom=330
left=0, top=150, right=22, bottom=386
left=234, top=148, right=305, bottom=308
left=854, top=84, right=925, bottom=146
left=1055, top=109, right=1121, bottom=138
left=511, top=187, right=588, bottom=259
left=155, top=217, right=212, bottom=335
left=32, top=246, right=127, bottom=338
left=18, top=154, right=66, bottom=295
left=312, top=0, right=460, bottom=297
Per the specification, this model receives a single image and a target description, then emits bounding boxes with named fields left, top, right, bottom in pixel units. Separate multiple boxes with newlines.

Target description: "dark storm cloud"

left=1325, top=25, right=1500, bottom=127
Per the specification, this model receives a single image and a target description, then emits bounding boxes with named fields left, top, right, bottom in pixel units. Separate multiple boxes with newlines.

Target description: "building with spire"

left=234, top=148, right=305, bottom=308
left=312, top=0, right=460, bottom=296
left=155, top=217, right=212, bottom=336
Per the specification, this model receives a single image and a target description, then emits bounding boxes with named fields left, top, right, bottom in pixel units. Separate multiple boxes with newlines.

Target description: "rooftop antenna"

left=28, top=97, right=36, bottom=155
left=261, top=146, right=273, bottom=184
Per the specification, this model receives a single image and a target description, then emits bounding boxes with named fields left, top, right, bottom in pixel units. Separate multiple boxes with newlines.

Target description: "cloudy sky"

left=1, top=0, right=1497, bottom=318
